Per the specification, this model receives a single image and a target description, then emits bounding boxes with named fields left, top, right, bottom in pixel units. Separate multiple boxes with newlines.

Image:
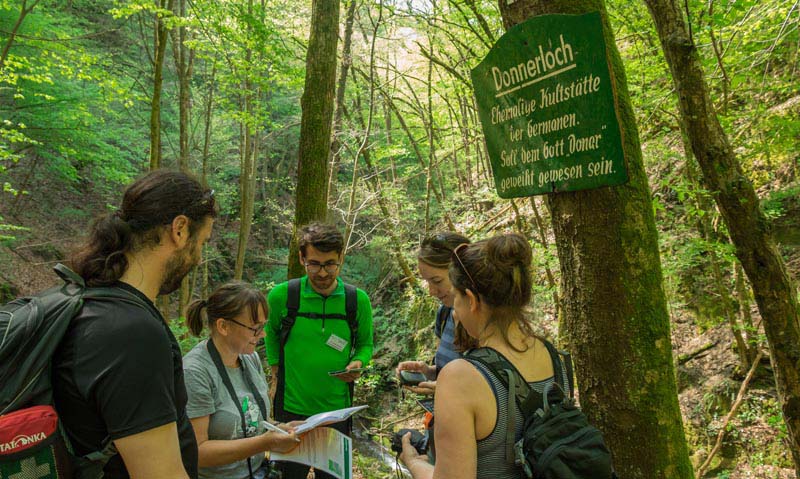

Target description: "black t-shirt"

left=53, top=282, right=198, bottom=478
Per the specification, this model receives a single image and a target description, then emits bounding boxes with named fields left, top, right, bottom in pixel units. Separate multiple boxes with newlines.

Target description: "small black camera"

left=390, top=428, right=428, bottom=455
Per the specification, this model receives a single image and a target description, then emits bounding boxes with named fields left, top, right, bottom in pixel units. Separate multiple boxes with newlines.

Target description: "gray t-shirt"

left=183, top=340, right=271, bottom=479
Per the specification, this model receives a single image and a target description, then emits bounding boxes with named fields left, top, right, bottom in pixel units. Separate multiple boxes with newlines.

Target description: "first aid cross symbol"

left=9, top=457, right=51, bottom=479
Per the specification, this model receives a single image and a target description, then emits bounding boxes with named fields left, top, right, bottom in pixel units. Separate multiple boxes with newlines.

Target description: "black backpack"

left=0, top=264, right=149, bottom=478
left=466, top=341, right=617, bottom=479
left=274, top=278, right=359, bottom=414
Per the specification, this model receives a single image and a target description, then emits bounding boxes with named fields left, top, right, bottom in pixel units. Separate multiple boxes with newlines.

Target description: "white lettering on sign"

left=492, top=35, right=575, bottom=97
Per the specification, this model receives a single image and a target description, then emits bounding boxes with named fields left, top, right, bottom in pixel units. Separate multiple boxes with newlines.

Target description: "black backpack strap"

left=343, top=283, right=358, bottom=356
left=275, top=278, right=301, bottom=417
left=541, top=340, right=573, bottom=399
left=207, top=337, right=266, bottom=479
left=434, top=306, right=450, bottom=339
left=343, top=283, right=358, bottom=408
left=280, top=278, right=302, bottom=348
left=465, top=347, right=531, bottom=465
left=53, top=263, right=86, bottom=287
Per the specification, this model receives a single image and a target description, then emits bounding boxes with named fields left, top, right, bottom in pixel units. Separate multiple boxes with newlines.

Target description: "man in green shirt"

left=265, top=222, right=373, bottom=478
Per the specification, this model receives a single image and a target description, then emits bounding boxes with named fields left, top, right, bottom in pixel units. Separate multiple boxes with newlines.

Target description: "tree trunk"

left=171, top=0, right=193, bottom=318
left=170, top=0, right=192, bottom=172
left=497, top=3, right=694, bottom=478
left=326, top=0, right=357, bottom=220
left=288, top=0, right=341, bottom=279
left=643, top=0, right=800, bottom=472
left=149, top=0, right=172, bottom=170
left=234, top=62, right=258, bottom=280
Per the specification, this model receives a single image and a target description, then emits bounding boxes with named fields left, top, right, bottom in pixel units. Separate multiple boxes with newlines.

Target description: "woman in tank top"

left=399, top=234, right=556, bottom=479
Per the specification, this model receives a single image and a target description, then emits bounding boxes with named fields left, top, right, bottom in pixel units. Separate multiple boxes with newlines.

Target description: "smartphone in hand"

left=399, top=370, right=428, bottom=386
left=328, top=367, right=366, bottom=376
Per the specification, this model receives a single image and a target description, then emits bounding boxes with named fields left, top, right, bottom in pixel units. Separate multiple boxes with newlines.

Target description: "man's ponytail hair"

left=71, top=169, right=216, bottom=287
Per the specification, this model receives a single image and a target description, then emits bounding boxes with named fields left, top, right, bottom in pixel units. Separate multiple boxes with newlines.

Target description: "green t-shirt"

left=265, top=276, right=373, bottom=416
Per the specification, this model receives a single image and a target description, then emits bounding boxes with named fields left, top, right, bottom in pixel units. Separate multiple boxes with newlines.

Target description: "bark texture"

left=289, top=0, right=341, bottom=279
left=149, top=0, right=172, bottom=170
left=643, top=0, right=800, bottom=472
left=497, top=2, right=694, bottom=477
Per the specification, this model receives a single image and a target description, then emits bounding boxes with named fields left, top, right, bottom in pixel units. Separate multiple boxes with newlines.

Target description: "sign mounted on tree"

left=471, top=12, right=628, bottom=197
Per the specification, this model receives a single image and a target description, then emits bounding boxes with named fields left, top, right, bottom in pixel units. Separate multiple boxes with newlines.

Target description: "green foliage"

left=169, top=319, right=202, bottom=355
left=0, top=217, right=28, bottom=241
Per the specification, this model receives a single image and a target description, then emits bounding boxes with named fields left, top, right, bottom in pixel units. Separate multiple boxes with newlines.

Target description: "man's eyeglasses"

left=452, top=243, right=479, bottom=293
left=304, top=262, right=341, bottom=274
left=226, top=318, right=264, bottom=337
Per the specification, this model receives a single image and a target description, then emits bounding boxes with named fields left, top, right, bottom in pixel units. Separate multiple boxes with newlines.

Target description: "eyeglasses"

left=452, top=243, right=479, bottom=293
left=304, top=261, right=341, bottom=274
left=226, top=318, right=264, bottom=337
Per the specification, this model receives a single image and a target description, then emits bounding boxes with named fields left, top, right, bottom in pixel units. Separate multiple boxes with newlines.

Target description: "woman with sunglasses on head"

left=183, top=282, right=302, bottom=479
left=399, top=234, right=561, bottom=479
left=396, top=232, right=476, bottom=395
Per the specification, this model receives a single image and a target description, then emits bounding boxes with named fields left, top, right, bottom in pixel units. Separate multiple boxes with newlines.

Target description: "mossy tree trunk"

left=149, top=0, right=172, bottom=170
left=642, top=0, right=800, bottom=472
left=497, top=2, right=693, bottom=478
left=171, top=0, right=193, bottom=317
left=288, top=0, right=340, bottom=279
left=326, top=0, right=357, bottom=221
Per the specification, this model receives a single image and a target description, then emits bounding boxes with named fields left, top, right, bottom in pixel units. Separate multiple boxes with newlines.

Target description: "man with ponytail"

left=53, top=169, right=216, bottom=479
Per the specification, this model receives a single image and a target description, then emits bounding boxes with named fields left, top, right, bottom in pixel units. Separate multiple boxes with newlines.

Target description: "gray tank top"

left=468, top=358, right=566, bottom=479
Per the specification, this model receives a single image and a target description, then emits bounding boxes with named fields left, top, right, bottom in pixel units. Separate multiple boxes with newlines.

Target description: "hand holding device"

left=328, top=367, right=366, bottom=376
left=399, top=370, right=428, bottom=386
left=391, top=428, right=427, bottom=455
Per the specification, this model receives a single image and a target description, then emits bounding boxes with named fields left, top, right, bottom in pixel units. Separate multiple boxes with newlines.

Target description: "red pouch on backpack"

left=0, top=405, right=72, bottom=478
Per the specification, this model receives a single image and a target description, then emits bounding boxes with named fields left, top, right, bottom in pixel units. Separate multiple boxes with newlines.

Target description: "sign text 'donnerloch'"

left=471, top=12, right=628, bottom=197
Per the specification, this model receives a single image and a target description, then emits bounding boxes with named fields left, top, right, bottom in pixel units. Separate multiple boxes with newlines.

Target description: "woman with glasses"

left=396, top=232, right=474, bottom=395
left=399, top=234, right=559, bottom=479
left=184, top=282, right=302, bottom=479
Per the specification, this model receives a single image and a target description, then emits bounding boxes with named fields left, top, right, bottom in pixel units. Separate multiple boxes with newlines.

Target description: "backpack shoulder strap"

left=280, top=278, right=302, bottom=347
left=541, top=340, right=573, bottom=398
left=434, top=306, right=450, bottom=339
left=343, top=283, right=358, bottom=352
left=53, top=263, right=86, bottom=287
left=465, top=347, right=531, bottom=406
left=465, top=347, right=529, bottom=464
left=82, top=286, right=151, bottom=311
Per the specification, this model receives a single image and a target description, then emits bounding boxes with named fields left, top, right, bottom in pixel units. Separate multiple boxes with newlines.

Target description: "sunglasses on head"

left=452, top=243, right=478, bottom=293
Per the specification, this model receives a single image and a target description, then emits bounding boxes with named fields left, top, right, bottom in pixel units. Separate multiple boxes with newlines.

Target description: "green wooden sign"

left=470, top=12, right=628, bottom=197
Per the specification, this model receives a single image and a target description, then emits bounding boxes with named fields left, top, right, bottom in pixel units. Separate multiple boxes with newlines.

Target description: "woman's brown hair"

left=418, top=231, right=470, bottom=268
left=186, top=281, right=268, bottom=337
left=449, top=233, right=536, bottom=350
